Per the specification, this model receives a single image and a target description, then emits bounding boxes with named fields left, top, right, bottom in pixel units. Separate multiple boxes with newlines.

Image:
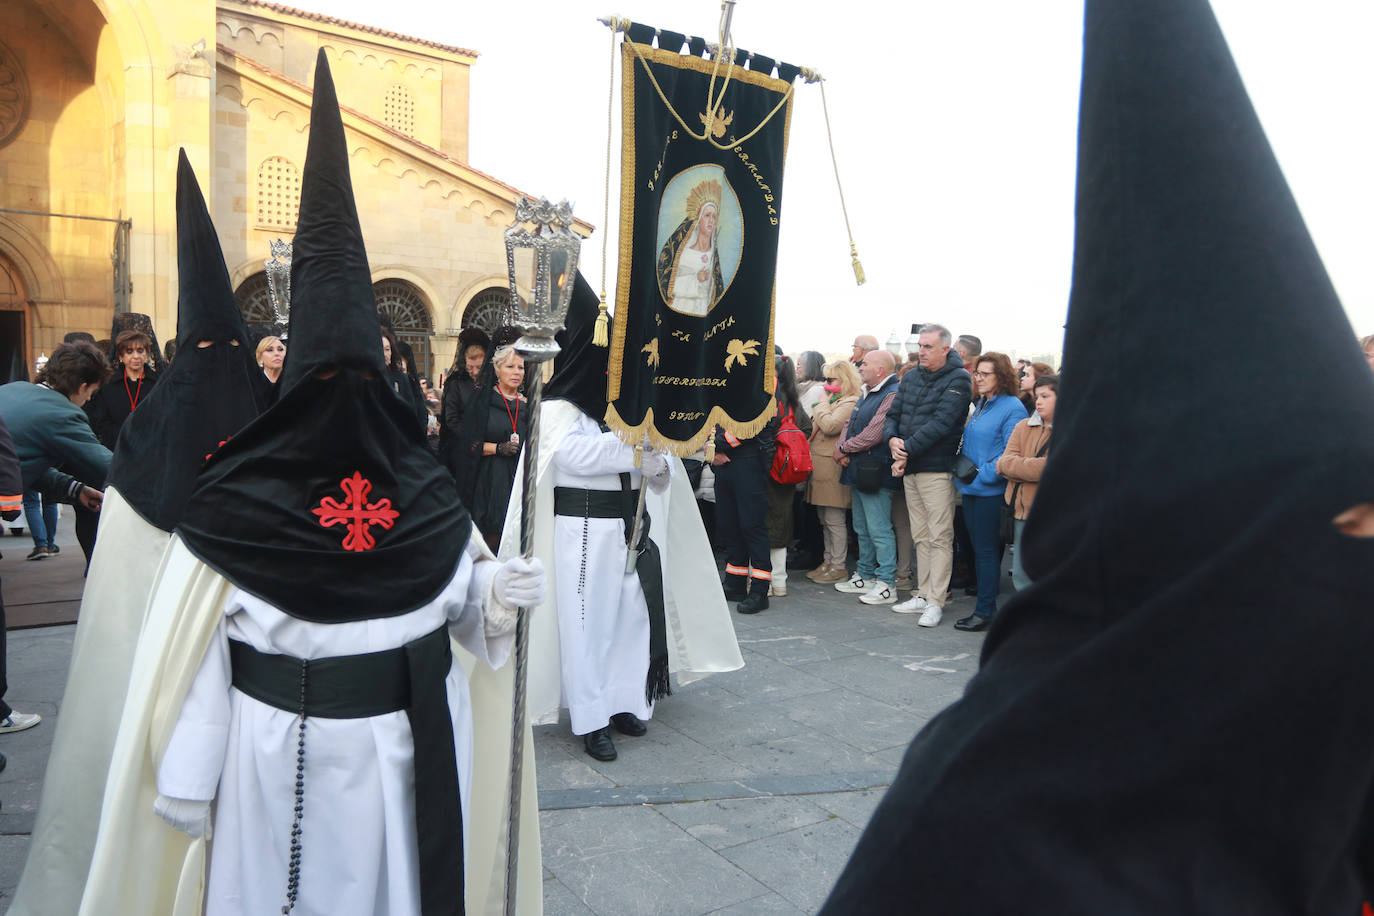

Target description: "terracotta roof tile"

left=236, top=0, right=480, bottom=58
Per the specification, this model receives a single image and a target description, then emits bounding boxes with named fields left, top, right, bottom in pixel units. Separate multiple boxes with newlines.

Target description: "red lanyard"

left=124, top=373, right=144, bottom=411
left=502, top=392, right=520, bottom=434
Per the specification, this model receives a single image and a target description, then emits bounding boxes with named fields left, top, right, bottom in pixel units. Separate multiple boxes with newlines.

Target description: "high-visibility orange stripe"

left=749, top=569, right=772, bottom=581
left=724, top=432, right=741, bottom=447
left=0, top=494, right=21, bottom=512
left=724, top=564, right=750, bottom=576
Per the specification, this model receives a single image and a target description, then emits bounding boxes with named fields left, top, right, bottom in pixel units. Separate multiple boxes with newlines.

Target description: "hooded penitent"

left=104, top=151, right=264, bottom=532
left=178, top=50, right=468, bottom=621
left=819, top=1, right=1374, bottom=912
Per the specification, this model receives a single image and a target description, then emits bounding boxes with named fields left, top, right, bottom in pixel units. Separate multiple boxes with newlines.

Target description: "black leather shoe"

left=953, top=614, right=991, bottom=632
left=583, top=727, right=617, bottom=761
left=610, top=712, right=647, bottom=737
left=737, top=592, right=769, bottom=614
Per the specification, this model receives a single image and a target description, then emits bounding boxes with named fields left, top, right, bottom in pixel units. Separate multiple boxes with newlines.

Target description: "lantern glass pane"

left=511, top=246, right=536, bottom=309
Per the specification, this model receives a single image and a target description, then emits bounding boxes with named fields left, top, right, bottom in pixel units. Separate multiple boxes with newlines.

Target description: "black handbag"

left=853, top=455, right=886, bottom=494
left=952, top=427, right=978, bottom=484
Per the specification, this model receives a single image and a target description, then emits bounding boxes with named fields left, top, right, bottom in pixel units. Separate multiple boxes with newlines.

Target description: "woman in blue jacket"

left=954, top=352, right=1027, bottom=631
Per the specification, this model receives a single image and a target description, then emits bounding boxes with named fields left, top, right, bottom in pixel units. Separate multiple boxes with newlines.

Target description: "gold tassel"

left=633, top=443, right=643, bottom=468
left=703, top=439, right=716, bottom=462
left=592, top=296, right=610, bottom=347
left=850, top=243, right=866, bottom=286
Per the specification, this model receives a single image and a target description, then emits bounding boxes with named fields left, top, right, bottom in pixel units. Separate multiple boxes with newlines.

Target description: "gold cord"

left=596, top=24, right=616, bottom=347
left=819, top=78, right=866, bottom=286
left=625, top=40, right=794, bottom=151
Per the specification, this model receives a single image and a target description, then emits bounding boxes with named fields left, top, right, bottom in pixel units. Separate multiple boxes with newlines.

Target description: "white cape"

left=77, top=534, right=541, bottom=915
left=12, top=486, right=170, bottom=916
left=499, top=399, right=744, bottom=727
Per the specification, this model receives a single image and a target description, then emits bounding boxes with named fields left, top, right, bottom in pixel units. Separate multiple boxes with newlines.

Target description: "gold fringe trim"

left=603, top=398, right=778, bottom=459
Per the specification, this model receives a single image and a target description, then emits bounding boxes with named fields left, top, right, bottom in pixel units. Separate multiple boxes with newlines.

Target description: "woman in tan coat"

left=996, top=373, right=1057, bottom=591
left=805, top=360, right=862, bottom=583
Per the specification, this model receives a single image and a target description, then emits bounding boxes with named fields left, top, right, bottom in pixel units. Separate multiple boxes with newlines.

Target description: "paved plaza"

left=0, top=524, right=999, bottom=914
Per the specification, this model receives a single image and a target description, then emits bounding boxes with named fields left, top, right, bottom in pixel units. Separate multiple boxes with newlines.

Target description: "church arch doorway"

left=373, top=278, right=434, bottom=379
left=0, top=252, right=29, bottom=380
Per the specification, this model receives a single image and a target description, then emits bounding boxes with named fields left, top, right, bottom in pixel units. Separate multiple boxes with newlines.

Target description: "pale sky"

left=310, top=0, right=1373, bottom=359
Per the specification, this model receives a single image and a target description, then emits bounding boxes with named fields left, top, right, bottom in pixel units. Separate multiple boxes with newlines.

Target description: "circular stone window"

left=0, top=40, right=31, bottom=150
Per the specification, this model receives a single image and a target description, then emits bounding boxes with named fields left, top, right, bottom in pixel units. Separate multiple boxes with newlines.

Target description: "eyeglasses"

left=973, top=370, right=996, bottom=379
left=824, top=376, right=838, bottom=383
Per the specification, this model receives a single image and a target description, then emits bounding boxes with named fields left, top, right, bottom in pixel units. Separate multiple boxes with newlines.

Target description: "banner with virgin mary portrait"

left=606, top=23, right=800, bottom=453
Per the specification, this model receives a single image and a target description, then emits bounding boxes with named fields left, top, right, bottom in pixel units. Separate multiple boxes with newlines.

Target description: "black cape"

left=177, top=50, right=468, bottom=623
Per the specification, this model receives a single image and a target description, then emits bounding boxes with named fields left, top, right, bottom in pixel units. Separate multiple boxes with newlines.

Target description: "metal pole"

left=504, top=353, right=549, bottom=916
left=624, top=442, right=648, bottom=575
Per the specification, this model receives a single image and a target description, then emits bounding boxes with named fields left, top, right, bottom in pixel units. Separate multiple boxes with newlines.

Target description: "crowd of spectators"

left=696, top=322, right=1064, bottom=631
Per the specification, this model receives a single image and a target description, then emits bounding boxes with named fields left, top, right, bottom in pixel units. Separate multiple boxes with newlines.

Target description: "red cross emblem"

left=312, top=471, right=400, bottom=552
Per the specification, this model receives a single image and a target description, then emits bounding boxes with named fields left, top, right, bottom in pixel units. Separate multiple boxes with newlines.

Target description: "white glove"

left=641, top=450, right=672, bottom=493
left=154, top=794, right=212, bottom=839
left=493, top=556, right=546, bottom=609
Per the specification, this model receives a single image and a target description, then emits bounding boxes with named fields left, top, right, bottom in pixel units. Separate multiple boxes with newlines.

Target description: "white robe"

left=157, top=535, right=505, bottom=916
left=549, top=412, right=662, bottom=735
left=79, top=533, right=543, bottom=916
left=11, top=487, right=169, bottom=916
left=500, top=400, right=744, bottom=729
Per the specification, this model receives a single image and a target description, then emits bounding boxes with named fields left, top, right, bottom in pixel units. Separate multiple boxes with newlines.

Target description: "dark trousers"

left=0, top=573, right=9, bottom=720
left=953, top=504, right=974, bottom=578
left=963, top=494, right=1005, bottom=620
left=714, top=455, right=771, bottom=575
left=74, top=504, right=99, bottom=571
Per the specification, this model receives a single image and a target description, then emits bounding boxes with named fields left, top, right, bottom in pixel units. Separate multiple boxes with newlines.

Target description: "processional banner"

left=606, top=24, right=799, bottom=453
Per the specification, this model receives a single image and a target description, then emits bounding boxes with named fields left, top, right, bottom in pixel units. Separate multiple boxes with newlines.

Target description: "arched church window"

left=383, top=84, right=414, bottom=136
left=374, top=279, right=433, bottom=378
left=234, top=273, right=276, bottom=326
left=462, top=287, right=518, bottom=336
left=255, top=157, right=300, bottom=231
left=0, top=39, right=31, bottom=150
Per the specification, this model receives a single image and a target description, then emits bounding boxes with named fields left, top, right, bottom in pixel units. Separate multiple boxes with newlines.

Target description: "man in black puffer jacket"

left=882, top=323, right=972, bottom=624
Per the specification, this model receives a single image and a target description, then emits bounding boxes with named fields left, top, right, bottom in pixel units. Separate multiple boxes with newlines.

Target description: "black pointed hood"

left=544, top=272, right=608, bottom=420
left=818, top=2, right=1374, bottom=912
left=177, top=52, right=468, bottom=622
left=277, top=48, right=387, bottom=392
left=105, top=150, right=262, bottom=531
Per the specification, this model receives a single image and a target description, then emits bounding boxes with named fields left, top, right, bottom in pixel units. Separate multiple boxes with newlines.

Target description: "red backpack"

left=769, top=406, right=813, bottom=485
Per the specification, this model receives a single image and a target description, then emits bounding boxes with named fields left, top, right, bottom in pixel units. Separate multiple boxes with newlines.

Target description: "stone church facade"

left=0, top=0, right=584, bottom=380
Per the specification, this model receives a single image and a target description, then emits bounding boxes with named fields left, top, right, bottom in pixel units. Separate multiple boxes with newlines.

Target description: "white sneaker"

left=918, top=604, right=943, bottom=628
left=769, top=581, right=787, bottom=597
left=834, top=575, right=868, bottom=594
left=0, top=712, right=41, bottom=733
left=891, top=595, right=928, bottom=614
left=859, top=581, right=896, bottom=605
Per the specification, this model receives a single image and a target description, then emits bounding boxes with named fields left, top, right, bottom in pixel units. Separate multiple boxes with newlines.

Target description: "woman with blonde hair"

left=254, top=335, right=285, bottom=406
left=806, top=360, right=862, bottom=583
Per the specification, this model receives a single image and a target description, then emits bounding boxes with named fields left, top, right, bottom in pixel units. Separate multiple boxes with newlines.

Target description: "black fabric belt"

left=553, top=485, right=640, bottom=519
left=229, top=627, right=465, bottom=915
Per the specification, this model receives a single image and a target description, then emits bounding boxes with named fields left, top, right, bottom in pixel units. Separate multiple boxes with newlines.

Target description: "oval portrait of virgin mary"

left=654, top=164, right=743, bottom=317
